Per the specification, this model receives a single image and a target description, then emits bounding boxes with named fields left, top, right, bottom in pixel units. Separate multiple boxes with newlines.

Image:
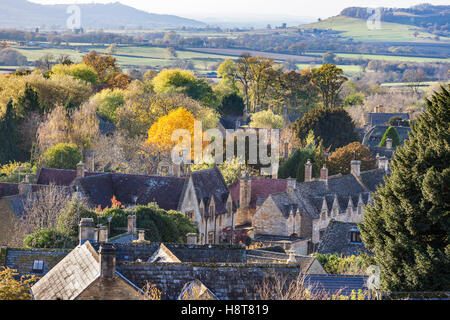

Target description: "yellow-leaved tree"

left=146, top=108, right=196, bottom=155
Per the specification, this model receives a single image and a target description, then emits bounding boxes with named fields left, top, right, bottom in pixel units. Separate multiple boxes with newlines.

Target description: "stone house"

left=253, top=160, right=387, bottom=249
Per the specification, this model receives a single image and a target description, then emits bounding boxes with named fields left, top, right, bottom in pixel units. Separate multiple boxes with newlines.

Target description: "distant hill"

left=0, top=0, right=206, bottom=30
left=341, top=4, right=449, bottom=37
left=300, top=3, right=450, bottom=43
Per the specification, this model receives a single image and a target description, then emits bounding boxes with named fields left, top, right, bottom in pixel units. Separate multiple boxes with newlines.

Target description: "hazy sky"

left=30, top=0, right=450, bottom=19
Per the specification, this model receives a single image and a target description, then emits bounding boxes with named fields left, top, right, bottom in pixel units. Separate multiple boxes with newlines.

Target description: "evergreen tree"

left=293, top=107, right=358, bottom=151
left=378, top=126, right=401, bottom=148
left=16, top=83, right=41, bottom=116
left=360, top=86, right=450, bottom=292
left=0, top=100, right=20, bottom=164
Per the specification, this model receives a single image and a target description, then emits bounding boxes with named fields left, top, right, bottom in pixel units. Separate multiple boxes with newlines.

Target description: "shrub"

left=378, top=126, right=401, bottom=148
left=40, top=143, right=82, bottom=170
left=327, top=142, right=377, bottom=175
left=24, top=227, right=75, bottom=249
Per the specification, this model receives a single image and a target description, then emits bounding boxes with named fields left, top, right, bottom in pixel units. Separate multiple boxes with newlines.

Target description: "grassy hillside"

left=301, top=16, right=448, bottom=42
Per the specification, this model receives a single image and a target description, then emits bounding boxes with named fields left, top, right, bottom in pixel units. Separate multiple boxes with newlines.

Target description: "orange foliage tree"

left=327, top=142, right=376, bottom=175
left=146, top=108, right=197, bottom=156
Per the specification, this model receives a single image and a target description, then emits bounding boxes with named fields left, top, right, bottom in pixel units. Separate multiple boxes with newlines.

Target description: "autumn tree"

left=51, top=63, right=99, bottom=85
left=249, top=110, right=284, bottom=129
left=360, top=86, right=450, bottom=292
left=0, top=268, right=37, bottom=300
left=146, top=108, right=196, bottom=155
left=327, top=142, right=377, bottom=175
left=91, top=88, right=125, bottom=123
left=82, top=51, right=120, bottom=83
left=311, top=64, right=348, bottom=108
left=280, top=69, right=319, bottom=113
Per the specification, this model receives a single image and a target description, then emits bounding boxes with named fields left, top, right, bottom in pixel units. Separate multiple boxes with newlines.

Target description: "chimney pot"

left=99, top=244, right=116, bottom=279
left=287, top=250, right=296, bottom=264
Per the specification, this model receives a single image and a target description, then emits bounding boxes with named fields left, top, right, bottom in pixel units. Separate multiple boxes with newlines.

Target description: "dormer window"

left=32, top=260, right=44, bottom=273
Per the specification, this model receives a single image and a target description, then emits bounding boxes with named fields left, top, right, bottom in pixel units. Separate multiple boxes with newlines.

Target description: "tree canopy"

left=360, top=85, right=450, bottom=292
left=327, top=142, right=377, bottom=176
left=379, top=126, right=401, bottom=148
left=293, top=107, right=358, bottom=151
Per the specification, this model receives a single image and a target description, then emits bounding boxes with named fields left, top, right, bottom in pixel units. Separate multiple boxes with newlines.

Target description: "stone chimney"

left=137, top=230, right=146, bottom=243
left=186, top=233, right=198, bottom=245
left=351, top=160, right=361, bottom=177
left=386, top=138, right=393, bottom=150
left=98, top=225, right=108, bottom=243
left=320, top=164, right=328, bottom=183
left=304, top=159, right=312, bottom=182
left=79, top=218, right=96, bottom=245
left=76, top=161, right=85, bottom=179
left=99, top=244, right=116, bottom=279
left=286, top=178, right=296, bottom=197
left=127, top=215, right=136, bottom=235
left=239, top=172, right=251, bottom=209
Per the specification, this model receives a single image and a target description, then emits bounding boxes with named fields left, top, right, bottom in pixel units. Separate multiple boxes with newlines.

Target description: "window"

left=350, top=231, right=362, bottom=243
left=32, top=260, right=44, bottom=273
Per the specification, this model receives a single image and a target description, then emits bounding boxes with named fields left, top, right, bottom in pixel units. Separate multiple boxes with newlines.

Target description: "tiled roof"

left=369, top=146, right=394, bottom=160
left=31, top=242, right=100, bottom=300
left=305, top=274, right=368, bottom=296
left=0, top=183, right=19, bottom=198
left=178, top=280, right=219, bottom=300
left=362, top=125, right=411, bottom=147
left=75, top=173, right=186, bottom=210
left=4, top=248, right=70, bottom=277
left=190, top=167, right=230, bottom=216
left=367, top=113, right=409, bottom=126
left=36, top=168, right=100, bottom=186
left=148, top=244, right=181, bottom=263
left=246, top=249, right=318, bottom=273
left=317, top=220, right=370, bottom=256
left=229, top=178, right=287, bottom=209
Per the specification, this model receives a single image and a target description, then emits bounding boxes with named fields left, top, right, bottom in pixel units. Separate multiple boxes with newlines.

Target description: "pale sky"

left=30, top=0, right=450, bottom=20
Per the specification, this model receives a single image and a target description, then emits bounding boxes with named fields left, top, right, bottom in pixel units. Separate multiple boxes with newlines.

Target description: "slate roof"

left=305, top=274, right=368, bottom=296
left=362, top=125, right=411, bottom=147
left=188, top=167, right=231, bottom=216
left=178, top=280, right=219, bottom=300
left=31, top=242, right=100, bottom=300
left=367, top=112, right=409, bottom=126
left=246, top=249, right=319, bottom=273
left=0, top=183, right=19, bottom=198
left=369, top=146, right=394, bottom=160
left=75, top=173, right=186, bottom=210
left=148, top=244, right=181, bottom=263
left=3, top=248, right=70, bottom=277
left=253, top=234, right=306, bottom=243
left=229, top=178, right=287, bottom=209
left=317, top=220, right=370, bottom=256
left=36, top=168, right=100, bottom=186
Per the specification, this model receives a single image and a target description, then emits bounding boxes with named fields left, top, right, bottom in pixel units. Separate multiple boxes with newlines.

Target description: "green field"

left=301, top=16, right=449, bottom=42
left=334, top=53, right=450, bottom=63
left=296, top=63, right=362, bottom=77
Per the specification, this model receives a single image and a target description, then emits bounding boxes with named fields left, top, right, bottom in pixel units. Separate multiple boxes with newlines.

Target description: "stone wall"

left=118, top=263, right=303, bottom=300
left=77, top=277, right=146, bottom=300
